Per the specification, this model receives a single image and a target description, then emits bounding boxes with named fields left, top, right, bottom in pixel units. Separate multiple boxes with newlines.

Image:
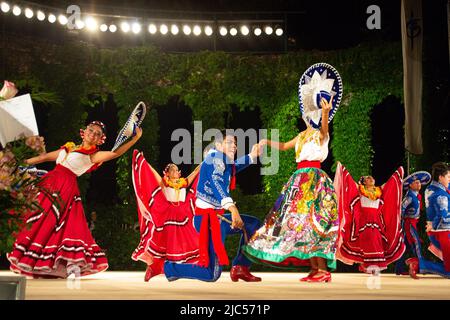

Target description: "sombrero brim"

left=19, top=166, right=48, bottom=178
left=298, top=63, right=343, bottom=129
left=112, top=102, right=146, bottom=152
left=403, top=171, right=431, bottom=187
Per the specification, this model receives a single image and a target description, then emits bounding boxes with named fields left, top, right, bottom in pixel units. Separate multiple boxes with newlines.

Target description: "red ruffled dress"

left=7, top=144, right=108, bottom=278
left=334, top=163, right=405, bottom=271
left=131, top=150, right=200, bottom=274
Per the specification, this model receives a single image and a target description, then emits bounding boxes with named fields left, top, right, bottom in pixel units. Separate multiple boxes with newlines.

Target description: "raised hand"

left=320, top=96, right=333, bottom=113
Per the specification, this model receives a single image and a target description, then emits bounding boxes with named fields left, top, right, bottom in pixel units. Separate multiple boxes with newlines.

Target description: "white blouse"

left=360, top=195, right=381, bottom=209
left=56, top=149, right=94, bottom=176
left=163, top=187, right=187, bottom=202
left=295, top=130, right=329, bottom=163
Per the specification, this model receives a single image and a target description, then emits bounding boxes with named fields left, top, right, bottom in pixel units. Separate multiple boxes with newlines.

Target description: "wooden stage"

left=1, top=271, right=449, bottom=300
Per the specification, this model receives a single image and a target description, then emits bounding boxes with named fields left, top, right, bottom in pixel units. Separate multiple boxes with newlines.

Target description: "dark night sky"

left=1, top=0, right=407, bottom=51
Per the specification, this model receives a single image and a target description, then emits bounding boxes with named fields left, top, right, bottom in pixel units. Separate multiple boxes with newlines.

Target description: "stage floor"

left=1, top=271, right=449, bottom=300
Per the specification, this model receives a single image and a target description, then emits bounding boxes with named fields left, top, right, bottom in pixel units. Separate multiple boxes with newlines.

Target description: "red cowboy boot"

left=230, top=265, right=262, bottom=282
left=405, top=258, right=420, bottom=280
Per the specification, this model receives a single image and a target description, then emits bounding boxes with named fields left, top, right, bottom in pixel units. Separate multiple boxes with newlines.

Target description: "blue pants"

left=164, top=213, right=261, bottom=282
left=395, top=220, right=421, bottom=274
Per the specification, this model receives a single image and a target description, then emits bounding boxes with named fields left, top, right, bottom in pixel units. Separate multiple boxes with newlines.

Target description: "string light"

left=75, top=19, right=85, bottom=29
left=121, top=22, right=130, bottom=33
left=183, top=25, right=191, bottom=35
left=58, top=14, right=68, bottom=25
left=160, top=24, right=168, bottom=35
left=204, top=25, right=213, bottom=36
left=109, top=24, right=117, bottom=32
left=24, top=7, right=33, bottom=18
left=170, top=24, right=179, bottom=35
left=264, top=26, right=273, bottom=35
left=0, top=2, right=285, bottom=41
left=12, top=5, right=20, bottom=16
left=1, top=2, right=10, bottom=13
left=132, top=22, right=141, bottom=34
left=36, top=10, right=45, bottom=21
left=275, top=27, right=283, bottom=36
left=148, top=23, right=157, bottom=34
left=219, top=26, right=227, bottom=36
left=47, top=13, right=56, bottom=23
left=240, top=25, right=249, bottom=36
left=193, top=25, right=201, bottom=36
left=85, top=16, right=97, bottom=31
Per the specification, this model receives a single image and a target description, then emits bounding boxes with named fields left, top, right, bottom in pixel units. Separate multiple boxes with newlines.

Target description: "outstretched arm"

left=25, top=149, right=61, bottom=165
left=259, top=135, right=298, bottom=151
left=90, top=127, right=143, bottom=164
left=186, top=164, right=201, bottom=186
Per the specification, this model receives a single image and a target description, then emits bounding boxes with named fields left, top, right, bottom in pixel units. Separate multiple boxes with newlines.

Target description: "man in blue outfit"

left=394, top=171, right=430, bottom=278
left=164, top=130, right=263, bottom=282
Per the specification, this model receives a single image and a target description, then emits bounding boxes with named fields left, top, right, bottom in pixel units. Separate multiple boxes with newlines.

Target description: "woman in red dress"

left=7, top=121, right=142, bottom=278
left=131, top=150, right=201, bottom=281
left=334, top=162, right=405, bottom=273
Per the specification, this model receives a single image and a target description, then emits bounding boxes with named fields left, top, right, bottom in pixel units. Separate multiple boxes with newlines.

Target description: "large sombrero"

left=403, top=171, right=431, bottom=189
left=112, top=101, right=146, bottom=152
left=19, top=166, right=48, bottom=178
left=298, top=63, right=343, bottom=129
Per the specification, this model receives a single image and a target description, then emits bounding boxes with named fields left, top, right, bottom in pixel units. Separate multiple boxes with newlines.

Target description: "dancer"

left=242, top=63, right=342, bottom=283
left=415, top=161, right=450, bottom=279
left=131, top=149, right=201, bottom=281
left=243, top=98, right=339, bottom=282
left=164, top=130, right=263, bottom=282
left=334, top=163, right=405, bottom=273
left=7, top=121, right=142, bottom=278
left=394, top=171, right=431, bottom=278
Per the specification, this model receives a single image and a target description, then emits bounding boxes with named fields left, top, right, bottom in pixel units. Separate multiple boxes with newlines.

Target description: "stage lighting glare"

left=183, top=25, right=191, bottom=35
left=24, top=8, right=33, bottom=18
left=254, top=27, right=262, bottom=36
left=12, top=5, right=20, bottom=16
left=48, top=13, right=56, bottom=23
left=219, top=26, right=227, bottom=36
left=109, top=24, right=117, bottom=32
left=275, top=27, right=283, bottom=36
left=204, top=25, right=213, bottom=36
left=148, top=24, right=157, bottom=34
left=37, top=10, right=45, bottom=21
left=132, top=22, right=141, bottom=34
left=171, top=24, right=179, bottom=35
left=230, top=27, right=237, bottom=36
left=1, top=2, right=10, bottom=13
left=264, top=26, right=273, bottom=35
left=100, top=24, right=108, bottom=32
left=121, top=22, right=130, bottom=33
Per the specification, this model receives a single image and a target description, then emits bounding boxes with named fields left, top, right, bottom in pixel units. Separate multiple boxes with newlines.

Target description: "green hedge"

left=1, top=36, right=410, bottom=270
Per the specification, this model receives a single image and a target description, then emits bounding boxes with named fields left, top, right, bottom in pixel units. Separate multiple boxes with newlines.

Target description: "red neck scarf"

left=230, top=164, right=236, bottom=190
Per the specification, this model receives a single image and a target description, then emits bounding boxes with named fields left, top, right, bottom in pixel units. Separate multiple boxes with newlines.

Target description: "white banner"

left=0, top=94, right=39, bottom=147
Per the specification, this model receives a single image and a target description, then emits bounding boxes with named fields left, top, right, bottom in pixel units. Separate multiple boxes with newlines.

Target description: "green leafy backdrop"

left=1, top=36, right=411, bottom=270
